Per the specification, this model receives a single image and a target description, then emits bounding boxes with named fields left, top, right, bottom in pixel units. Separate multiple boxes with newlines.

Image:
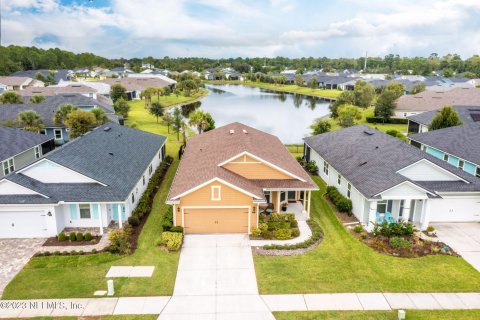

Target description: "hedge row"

left=131, top=155, right=173, bottom=221
left=262, top=219, right=323, bottom=250
left=366, top=117, right=408, bottom=124
left=326, top=186, right=352, bottom=213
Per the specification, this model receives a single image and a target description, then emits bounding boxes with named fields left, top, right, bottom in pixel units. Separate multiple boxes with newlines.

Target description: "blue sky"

left=3, top=0, right=480, bottom=59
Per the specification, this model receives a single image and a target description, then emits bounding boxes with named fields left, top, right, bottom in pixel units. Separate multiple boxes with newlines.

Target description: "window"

left=337, top=174, right=342, bottom=185
left=54, top=129, right=63, bottom=140
left=149, top=164, right=153, bottom=175
left=211, top=186, right=221, bottom=201
left=443, top=154, right=449, bottom=162
left=3, top=158, right=14, bottom=175
left=347, top=183, right=351, bottom=199
left=323, top=161, right=329, bottom=176
left=476, top=167, right=480, bottom=178
left=264, top=191, right=271, bottom=203
left=79, top=204, right=91, bottom=219
left=458, top=160, right=464, bottom=169
left=131, top=193, right=135, bottom=203
left=34, top=146, right=41, bottom=159
left=377, top=200, right=388, bottom=214
left=39, top=129, right=46, bottom=135
left=280, top=191, right=286, bottom=202
left=143, top=175, right=145, bottom=186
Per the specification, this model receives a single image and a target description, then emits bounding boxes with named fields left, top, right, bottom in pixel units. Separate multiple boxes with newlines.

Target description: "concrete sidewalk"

left=1, top=292, right=479, bottom=318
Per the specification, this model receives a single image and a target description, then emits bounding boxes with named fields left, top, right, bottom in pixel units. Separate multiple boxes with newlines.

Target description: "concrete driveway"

left=433, top=223, right=480, bottom=272
left=0, top=238, right=45, bottom=297
left=162, top=234, right=274, bottom=319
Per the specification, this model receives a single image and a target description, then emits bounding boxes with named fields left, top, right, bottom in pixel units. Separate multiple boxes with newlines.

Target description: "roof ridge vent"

left=363, top=130, right=374, bottom=135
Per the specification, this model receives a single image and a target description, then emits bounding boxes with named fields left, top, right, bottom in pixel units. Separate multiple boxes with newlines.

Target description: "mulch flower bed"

left=43, top=236, right=100, bottom=247
left=252, top=236, right=322, bottom=256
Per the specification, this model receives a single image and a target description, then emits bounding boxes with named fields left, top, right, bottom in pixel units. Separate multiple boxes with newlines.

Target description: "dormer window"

left=211, top=186, right=221, bottom=201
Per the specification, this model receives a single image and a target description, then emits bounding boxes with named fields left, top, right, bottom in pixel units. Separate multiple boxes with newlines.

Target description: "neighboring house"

left=0, top=126, right=54, bottom=179
left=127, top=73, right=177, bottom=85
left=406, top=105, right=480, bottom=134
left=0, top=94, right=118, bottom=145
left=100, top=77, right=175, bottom=100
left=166, top=122, right=318, bottom=234
left=304, top=125, right=480, bottom=231
left=395, top=87, right=480, bottom=118
left=409, top=123, right=480, bottom=178
left=54, top=80, right=111, bottom=97
left=104, top=67, right=134, bottom=78
left=0, top=76, right=44, bottom=91
left=18, top=84, right=98, bottom=99
left=11, top=70, right=73, bottom=84
left=0, top=83, right=6, bottom=93
left=0, top=123, right=167, bottom=238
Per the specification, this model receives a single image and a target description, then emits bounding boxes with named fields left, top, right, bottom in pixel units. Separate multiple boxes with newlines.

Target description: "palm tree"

left=18, top=110, right=44, bottom=132
left=188, top=110, right=208, bottom=134
left=140, top=87, right=155, bottom=108
left=154, top=87, right=164, bottom=102
left=54, top=104, right=78, bottom=125
left=163, top=113, right=174, bottom=133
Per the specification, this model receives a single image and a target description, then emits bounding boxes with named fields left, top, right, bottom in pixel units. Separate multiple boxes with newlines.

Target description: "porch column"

left=99, top=204, right=104, bottom=235
left=118, top=204, right=123, bottom=228
left=307, top=190, right=312, bottom=219
left=402, top=200, right=411, bottom=222
left=256, top=203, right=259, bottom=228
left=277, top=192, right=280, bottom=213
left=173, top=204, right=176, bottom=226
left=367, top=201, right=377, bottom=231
left=420, top=199, right=431, bottom=231
left=303, top=191, right=307, bottom=210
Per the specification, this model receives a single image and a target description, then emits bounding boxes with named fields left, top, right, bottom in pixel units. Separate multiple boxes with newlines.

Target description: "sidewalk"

left=1, top=292, right=479, bottom=318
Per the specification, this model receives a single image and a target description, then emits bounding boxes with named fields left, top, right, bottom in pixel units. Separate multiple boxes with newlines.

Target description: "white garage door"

left=429, top=198, right=480, bottom=222
left=0, top=211, right=48, bottom=238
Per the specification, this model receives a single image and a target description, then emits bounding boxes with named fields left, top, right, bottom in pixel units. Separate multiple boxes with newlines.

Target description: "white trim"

left=0, top=179, right=50, bottom=198
left=181, top=205, right=251, bottom=234
left=211, top=185, right=221, bottom=201
left=397, top=159, right=468, bottom=183
left=171, top=177, right=262, bottom=200
left=374, top=181, right=434, bottom=198
left=53, top=128, right=63, bottom=140
left=263, top=188, right=318, bottom=191
left=2, top=157, right=15, bottom=175
left=217, top=151, right=306, bottom=182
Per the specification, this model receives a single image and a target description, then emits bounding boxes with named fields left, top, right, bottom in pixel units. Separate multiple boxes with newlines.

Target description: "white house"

left=304, top=126, right=480, bottom=231
left=0, top=123, right=167, bottom=238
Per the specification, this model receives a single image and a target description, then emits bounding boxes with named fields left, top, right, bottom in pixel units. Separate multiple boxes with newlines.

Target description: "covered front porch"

left=366, top=198, right=430, bottom=230
left=259, top=189, right=312, bottom=220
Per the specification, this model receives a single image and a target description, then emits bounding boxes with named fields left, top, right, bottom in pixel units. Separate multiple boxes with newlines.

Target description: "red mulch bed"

left=43, top=236, right=100, bottom=247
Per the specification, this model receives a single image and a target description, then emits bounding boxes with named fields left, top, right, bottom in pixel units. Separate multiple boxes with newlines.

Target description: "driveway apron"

left=160, top=234, right=274, bottom=319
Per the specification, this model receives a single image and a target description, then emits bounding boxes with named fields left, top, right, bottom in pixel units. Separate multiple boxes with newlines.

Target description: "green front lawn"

left=328, top=107, right=407, bottom=134
left=254, top=177, right=480, bottom=294
left=273, top=310, right=480, bottom=320
left=24, top=316, right=158, bottom=320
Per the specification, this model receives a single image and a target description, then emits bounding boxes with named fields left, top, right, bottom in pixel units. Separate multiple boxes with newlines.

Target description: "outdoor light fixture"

left=47, top=211, right=52, bottom=217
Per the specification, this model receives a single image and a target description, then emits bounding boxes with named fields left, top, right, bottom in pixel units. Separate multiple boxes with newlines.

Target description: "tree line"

left=2, top=45, right=480, bottom=77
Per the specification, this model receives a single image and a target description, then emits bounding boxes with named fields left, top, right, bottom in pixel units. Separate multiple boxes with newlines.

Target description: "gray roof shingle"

left=304, top=125, right=480, bottom=198
left=407, top=105, right=480, bottom=126
left=0, top=126, right=53, bottom=162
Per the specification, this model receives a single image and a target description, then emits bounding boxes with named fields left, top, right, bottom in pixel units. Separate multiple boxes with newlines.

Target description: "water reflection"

left=196, top=84, right=330, bottom=143
left=181, top=101, right=201, bottom=117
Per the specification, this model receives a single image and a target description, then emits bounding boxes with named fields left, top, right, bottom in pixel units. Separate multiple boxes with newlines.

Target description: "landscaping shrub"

left=57, top=232, right=67, bottom=242
left=161, top=206, right=174, bottom=231
left=108, top=226, right=132, bottom=254
left=366, top=117, right=408, bottom=124
left=374, top=221, right=415, bottom=237
left=84, top=232, right=93, bottom=241
left=268, top=220, right=290, bottom=231
left=69, top=233, right=76, bottom=241
left=274, top=228, right=292, bottom=240
left=54, top=251, right=61, bottom=256
left=259, top=222, right=268, bottom=233
left=261, top=229, right=274, bottom=239
left=291, top=227, right=300, bottom=238
left=386, top=129, right=406, bottom=141
left=164, top=155, right=174, bottom=164
left=326, top=186, right=352, bottom=213
left=128, top=216, right=140, bottom=226
left=290, top=220, right=298, bottom=228
left=426, top=226, right=435, bottom=232
left=251, top=228, right=261, bottom=237
left=390, top=237, right=412, bottom=249
left=170, top=226, right=184, bottom=233
left=353, top=225, right=363, bottom=233
left=305, top=160, right=318, bottom=175
left=76, top=232, right=84, bottom=241
left=91, top=249, right=97, bottom=253
left=263, top=219, right=323, bottom=250
left=161, top=232, right=183, bottom=251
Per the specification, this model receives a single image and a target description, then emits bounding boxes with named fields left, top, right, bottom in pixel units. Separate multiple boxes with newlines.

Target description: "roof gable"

left=19, top=159, right=103, bottom=184
left=0, top=179, right=47, bottom=197
left=397, top=159, right=466, bottom=182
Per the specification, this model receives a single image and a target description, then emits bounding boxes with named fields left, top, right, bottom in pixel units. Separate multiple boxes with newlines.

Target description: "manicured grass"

left=328, top=107, right=407, bottom=134
left=254, top=177, right=480, bottom=294
left=204, top=80, right=342, bottom=100
left=273, top=310, right=480, bottom=320
left=2, top=160, right=180, bottom=299
left=285, top=144, right=304, bottom=158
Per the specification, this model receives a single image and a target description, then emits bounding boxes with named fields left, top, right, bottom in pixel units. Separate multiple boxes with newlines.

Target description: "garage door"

left=429, top=198, right=480, bottom=222
left=0, top=211, right=48, bottom=238
left=183, top=208, right=249, bottom=234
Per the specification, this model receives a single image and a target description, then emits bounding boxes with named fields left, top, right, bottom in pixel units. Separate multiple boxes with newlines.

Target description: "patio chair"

left=376, top=212, right=384, bottom=224
left=385, top=212, right=395, bottom=224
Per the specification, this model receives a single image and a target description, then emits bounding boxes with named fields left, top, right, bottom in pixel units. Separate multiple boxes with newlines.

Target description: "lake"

left=184, top=84, right=331, bottom=144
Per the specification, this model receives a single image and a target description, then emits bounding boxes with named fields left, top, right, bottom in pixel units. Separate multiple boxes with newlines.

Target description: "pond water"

left=182, top=84, right=331, bottom=144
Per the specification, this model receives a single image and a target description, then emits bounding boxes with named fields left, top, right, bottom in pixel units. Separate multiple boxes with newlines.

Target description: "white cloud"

left=4, top=0, right=59, bottom=12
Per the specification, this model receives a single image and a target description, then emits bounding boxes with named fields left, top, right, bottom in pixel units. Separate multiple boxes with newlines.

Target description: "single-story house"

left=0, top=76, right=44, bottom=91
left=406, top=105, right=480, bottom=134
left=409, top=122, right=480, bottom=178
left=100, top=77, right=175, bottom=100
left=18, top=84, right=98, bottom=99
left=0, top=94, right=118, bottom=145
left=11, top=70, right=73, bottom=84
left=0, top=122, right=167, bottom=238
left=1, top=126, right=54, bottom=179
left=166, top=122, right=318, bottom=234
left=304, top=125, right=480, bottom=231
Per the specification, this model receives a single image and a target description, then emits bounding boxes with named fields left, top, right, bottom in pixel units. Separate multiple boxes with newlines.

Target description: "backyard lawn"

left=273, top=310, right=480, bottom=320
left=254, top=177, right=480, bottom=294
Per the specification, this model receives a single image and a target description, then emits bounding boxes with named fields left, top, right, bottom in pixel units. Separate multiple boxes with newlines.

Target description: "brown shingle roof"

left=100, top=78, right=171, bottom=91
left=18, top=85, right=96, bottom=96
left=396, top=87, right=480, bottom=112
left=167, top=122, right=317, bottom=202
left=0, top=76, right=33, bottom=86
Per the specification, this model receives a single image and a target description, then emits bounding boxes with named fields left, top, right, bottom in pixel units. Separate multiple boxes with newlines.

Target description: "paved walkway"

left=0, top=238, right=45, bottom=297
left=433, top=223, right=480, bottom=272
